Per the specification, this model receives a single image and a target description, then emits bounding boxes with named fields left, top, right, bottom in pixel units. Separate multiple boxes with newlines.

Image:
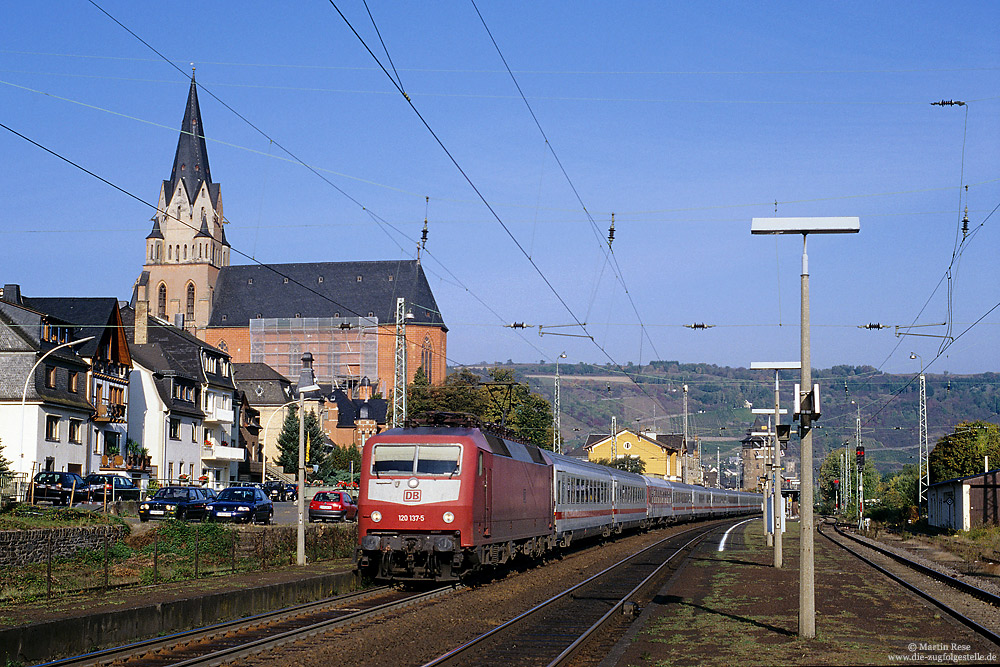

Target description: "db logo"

left=403, top=490, right=421, bottom=502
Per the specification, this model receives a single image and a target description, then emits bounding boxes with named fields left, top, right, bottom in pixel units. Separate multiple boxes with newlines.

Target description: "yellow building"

left=584, top=429, right=684, bottom=481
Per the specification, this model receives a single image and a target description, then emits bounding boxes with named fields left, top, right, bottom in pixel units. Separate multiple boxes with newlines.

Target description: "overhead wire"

left=325, top=0, right=675, bottom=411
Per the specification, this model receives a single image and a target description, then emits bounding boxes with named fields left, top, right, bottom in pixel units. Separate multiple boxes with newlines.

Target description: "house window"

left=68, top=371, right=78, bottom=393
left=186, top=284, right=196, bottom=321
left=169, top=418, right=180, bottom=440
left=157, top=284, right=167, bottom=318
left=104, top=431, right=119, bottom=454
left=45, top=415, right=60, bottom=441
left=192, top=423, right=199, bottom=443
left=45, top=366, right=57, bottom=389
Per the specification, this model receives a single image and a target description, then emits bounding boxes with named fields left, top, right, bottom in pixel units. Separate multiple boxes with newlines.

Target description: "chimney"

left=136, top=301, right=148, bottom=345
left=1, top=284, right=22, bottom=305
left=358, top=377, right=372, bottom=401
left=174, top=313, right=185, bottom=329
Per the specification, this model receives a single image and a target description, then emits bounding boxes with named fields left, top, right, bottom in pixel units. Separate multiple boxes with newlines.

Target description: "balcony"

left=203, top=407, right=235, bottom=425
left=202, top=444, right=244, bottom=462
left=94, top=403, right=127, bottom=423
left=100, top=453, right=152, bottom=472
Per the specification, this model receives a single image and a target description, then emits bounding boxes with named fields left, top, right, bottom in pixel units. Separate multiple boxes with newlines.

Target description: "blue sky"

left=2, top=2, right=998, bottom=376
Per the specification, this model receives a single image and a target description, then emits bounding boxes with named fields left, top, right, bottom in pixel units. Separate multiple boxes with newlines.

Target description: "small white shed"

left=927, top=469, right=1000, bottom=531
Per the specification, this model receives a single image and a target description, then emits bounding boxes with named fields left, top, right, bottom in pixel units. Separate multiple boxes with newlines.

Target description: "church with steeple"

left=133, top=74, right=447, bottom=393
left=135, top=73, right=230, bottom=333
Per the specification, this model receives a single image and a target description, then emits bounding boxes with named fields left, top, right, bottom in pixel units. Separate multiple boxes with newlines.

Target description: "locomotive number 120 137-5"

left=398, top=514, right=425, bottom=522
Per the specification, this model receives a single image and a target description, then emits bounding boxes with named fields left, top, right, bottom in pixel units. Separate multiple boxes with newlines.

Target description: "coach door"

left=477, top=451, right=493, bottom=537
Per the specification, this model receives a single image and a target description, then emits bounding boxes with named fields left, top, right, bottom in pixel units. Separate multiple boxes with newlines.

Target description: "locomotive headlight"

left=443, top=511, right=455, bottom=524
left=407, top=477, right=419, bottom=489
left=371, top=510, right=382, bottom=523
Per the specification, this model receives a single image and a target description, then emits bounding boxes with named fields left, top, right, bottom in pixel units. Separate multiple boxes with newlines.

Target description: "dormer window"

left=318, top=276, right=324, bottom=284
left=388, top=275, right=393, bottom=282
left=295, top=313, right=301, bottom=318
left=357, top=276, right=362, bottom=282
left=283, top=277, right=289, bottom=284
left=368, top=311, right=374, bottom=317
left=180, top=164, right=186, bottom=171
left=247, top=278, right=253, bottom=285
left=221, top=314, right=227, bottom=321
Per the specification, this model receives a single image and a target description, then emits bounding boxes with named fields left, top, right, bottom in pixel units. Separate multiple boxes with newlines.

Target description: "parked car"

left=309, top=490, right=358, bottom=522
left=84, top=473, right=141, bottom=502
left=207, top=486, right=273, bottom=524
left=138, top=486, right=211, bottom=522
left=28, top=471, right=89, bottom=505
left=262, top=480, right=289, bottom=501
left=201, top=487, right=218, bottom=502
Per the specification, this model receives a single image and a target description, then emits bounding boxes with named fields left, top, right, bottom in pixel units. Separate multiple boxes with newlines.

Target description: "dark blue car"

left=138, top=486, right=211, bottom=522
left=207, top=486, right=273, bottom=524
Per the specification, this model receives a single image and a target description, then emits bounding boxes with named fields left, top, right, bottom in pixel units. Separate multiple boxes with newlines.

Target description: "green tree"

left=818, top=449, right=842, bottom=514
left=276, top=405, right=329, bottom=477
left=592, top=456, right=646, bottom=474
left=872, top=464, right=920, bottom=524
left=928, top=420, right=1000, bottom=483
left=405, top=367, right=555, bottom=449
left=0, top=437, right=11, bottom=476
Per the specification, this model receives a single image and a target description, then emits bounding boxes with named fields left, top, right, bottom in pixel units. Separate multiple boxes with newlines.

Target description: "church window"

left=168, top=246, right=172, bottom=260
left=183, top=245, right=187, bottom=259
left=422, top=337, right=434, bottom=384
left=186, top=284, right=195, bottom=321
left=199, top=244, right=202, bottom=258
left=157, top=284, right=167, bottom=319
left=218, top=340, right=228, bottom=352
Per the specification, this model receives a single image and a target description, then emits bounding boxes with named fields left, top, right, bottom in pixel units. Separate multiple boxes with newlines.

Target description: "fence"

left=0, top=522, right=358, bottom=603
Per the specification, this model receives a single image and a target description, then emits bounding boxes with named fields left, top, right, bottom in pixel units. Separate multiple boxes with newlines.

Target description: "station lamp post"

left=752, top=216, right=859, bottom=639
left=750, top=360, right=800, bottom=570
left=296, top=352, right=321, bottom=566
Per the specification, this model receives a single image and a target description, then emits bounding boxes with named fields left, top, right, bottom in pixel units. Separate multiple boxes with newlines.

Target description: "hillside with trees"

left=450, top=361, right=1000, bottom=476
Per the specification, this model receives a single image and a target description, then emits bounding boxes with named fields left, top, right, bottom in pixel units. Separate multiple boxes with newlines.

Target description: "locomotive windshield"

left=372, top=444, right=461, bottom=475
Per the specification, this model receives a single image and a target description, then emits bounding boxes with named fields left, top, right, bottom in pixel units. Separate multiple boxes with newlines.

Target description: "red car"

left=309, top=490, right=358, bottom=522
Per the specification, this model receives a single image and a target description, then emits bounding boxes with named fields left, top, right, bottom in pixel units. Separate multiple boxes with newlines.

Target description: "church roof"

left=167, top=74, right=214, bottom=206
left=146, top=217, right=164, bottom=240
left=207, top=259, right=447, bottom=330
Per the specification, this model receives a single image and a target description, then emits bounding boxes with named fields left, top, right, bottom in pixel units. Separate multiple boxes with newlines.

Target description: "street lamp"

left=750, top=360, right=800, bottom=570
left=910, top=352, right=929, bottom=505
left=752, top=215, right=859, bottom=639
left=296, top=352, right=321, bottom=566
left=260, top=399, right=297, bottom=484
left=554, top=352, right=566, bottom=453
left=20, top=335, right=95, bottom=470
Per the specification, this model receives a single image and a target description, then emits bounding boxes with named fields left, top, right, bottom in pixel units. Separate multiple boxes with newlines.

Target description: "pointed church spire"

left=168, top=70, right=212, bottom=205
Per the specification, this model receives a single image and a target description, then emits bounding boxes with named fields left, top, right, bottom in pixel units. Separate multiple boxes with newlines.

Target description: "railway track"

left=818, top=519, right=1000, bottom=647
left=422, top=520, right=728, bottom=667
left=40, top=585, right=455, bottom=667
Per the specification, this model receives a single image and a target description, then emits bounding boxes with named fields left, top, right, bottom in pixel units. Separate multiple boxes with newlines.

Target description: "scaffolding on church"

left=249, top=317, right=378, bottom=387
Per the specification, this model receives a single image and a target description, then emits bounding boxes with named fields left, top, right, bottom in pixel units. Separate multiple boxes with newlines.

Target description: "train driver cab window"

left=372, top=445, right=416, bottom=474
left=478, top=452, right=484, bottom=476
left=372, top=444, right=461, bottom=475
left=416, top=445, right=461, bottom=475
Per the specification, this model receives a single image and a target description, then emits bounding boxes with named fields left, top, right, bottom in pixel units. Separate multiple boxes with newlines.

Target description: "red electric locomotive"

left=356, top=413, right=554, bottom=582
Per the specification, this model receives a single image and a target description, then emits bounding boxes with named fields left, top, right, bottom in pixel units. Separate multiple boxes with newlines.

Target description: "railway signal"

left=856, top=446, right=865, bottom=467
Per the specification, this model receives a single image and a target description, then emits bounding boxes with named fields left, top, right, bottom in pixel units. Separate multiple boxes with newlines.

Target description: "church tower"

left=137, top=72, right=229, bottom=333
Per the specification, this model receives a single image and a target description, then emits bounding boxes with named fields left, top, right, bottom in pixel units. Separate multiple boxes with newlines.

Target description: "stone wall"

left=0, top=525, right=130, bottom=567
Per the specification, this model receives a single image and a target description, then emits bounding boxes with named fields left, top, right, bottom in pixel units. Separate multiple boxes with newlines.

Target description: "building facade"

left=584, top=428, right=683, bottom=481
left=133, top=74, right=447, bottom=394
